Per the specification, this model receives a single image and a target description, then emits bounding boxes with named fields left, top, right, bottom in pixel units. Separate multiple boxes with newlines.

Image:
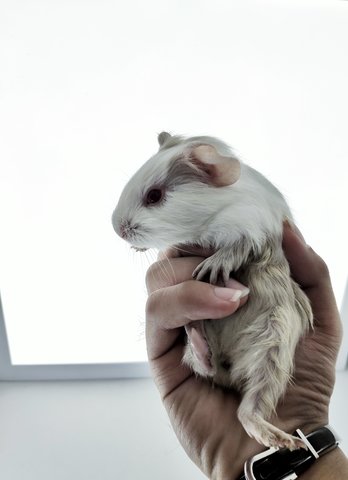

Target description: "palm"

left=146, top=226, right=342, bottom=479
left=159, top=330, right=339, bottom=477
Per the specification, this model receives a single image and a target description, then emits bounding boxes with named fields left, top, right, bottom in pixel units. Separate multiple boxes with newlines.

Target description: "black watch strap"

left=238, top=426, right=339, bottom=480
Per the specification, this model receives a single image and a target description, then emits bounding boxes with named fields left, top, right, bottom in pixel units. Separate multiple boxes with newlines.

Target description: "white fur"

left=112, top=133, right=313, bottom=450
left=112, top=135, right=290, bottom=251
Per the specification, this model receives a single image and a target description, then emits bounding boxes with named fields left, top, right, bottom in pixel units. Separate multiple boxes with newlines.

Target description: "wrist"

left=272, top=401, right=329, bottom=440
left=300, top=447, right=348, bottom=480
left=236, top=425, right=341, bottom=480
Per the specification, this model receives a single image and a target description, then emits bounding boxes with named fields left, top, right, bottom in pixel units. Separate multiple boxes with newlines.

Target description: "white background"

left=0, top=0, right=347, bottom=365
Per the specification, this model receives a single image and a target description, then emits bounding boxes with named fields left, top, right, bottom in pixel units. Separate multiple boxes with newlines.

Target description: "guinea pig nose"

left=119, top=221, right=129, bottom=239
left=119, top=219, right=135, bottom=240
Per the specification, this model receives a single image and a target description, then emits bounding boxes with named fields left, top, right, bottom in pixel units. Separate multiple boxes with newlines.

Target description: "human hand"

left=145, top=224, right=342, bottom=479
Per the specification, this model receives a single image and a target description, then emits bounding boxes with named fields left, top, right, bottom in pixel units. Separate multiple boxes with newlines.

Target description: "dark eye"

left=146, top=188, right=164, bottom=206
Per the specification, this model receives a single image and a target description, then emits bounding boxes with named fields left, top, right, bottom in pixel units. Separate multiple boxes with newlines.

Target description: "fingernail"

left=214, top=286, right=249, bottom=302
left=225, top=279, right=250, bottom=296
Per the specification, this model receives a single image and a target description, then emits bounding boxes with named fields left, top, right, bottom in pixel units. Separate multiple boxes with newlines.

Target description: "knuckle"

left=172, top=281, right=200, bottom=321
left=312, top=250, right=330, bottom=278
left=176, top=280, right=198, bottom=305
left=145, top=291, right=160, bottom=320
left=145, top=262, right=160, bottom=290
left=145, top=261, right=169, bottom=293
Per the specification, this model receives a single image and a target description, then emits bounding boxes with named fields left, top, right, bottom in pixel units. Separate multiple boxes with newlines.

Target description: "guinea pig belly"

left=184, top=321, right=216, bottom=377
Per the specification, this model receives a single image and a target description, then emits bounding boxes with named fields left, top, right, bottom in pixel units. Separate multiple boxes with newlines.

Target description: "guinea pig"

left=112, top=132, right=313, bottom=450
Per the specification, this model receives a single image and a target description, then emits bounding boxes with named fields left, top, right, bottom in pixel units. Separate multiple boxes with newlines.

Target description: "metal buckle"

left=295, top=429, right=319, bottom=459
left=244, top=446, right=298, bottom=480
left=243, top=428, right=322, bottom=480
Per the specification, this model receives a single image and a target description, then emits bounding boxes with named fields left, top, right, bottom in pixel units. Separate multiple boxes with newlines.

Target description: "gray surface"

left=0, top=378, right=206, bottom=480
left=0, top=375, right=347, bottom=480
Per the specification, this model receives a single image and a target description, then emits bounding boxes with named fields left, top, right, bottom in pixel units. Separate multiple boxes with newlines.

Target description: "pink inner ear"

left=191, top=145, right=241, bottom=187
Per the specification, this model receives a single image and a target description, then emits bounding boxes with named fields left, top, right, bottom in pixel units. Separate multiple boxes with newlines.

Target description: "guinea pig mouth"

left=131, top=246, right=149, bottom=252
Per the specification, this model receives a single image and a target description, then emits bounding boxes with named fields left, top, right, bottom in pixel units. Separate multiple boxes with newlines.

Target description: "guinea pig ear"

left=188, top=144, right=241, bottom=186
left=157, top=131, right=172, bottom=147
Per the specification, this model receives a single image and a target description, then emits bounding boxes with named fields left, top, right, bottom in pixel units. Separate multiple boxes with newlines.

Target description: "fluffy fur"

left=112, top=132, right=313, bottom=450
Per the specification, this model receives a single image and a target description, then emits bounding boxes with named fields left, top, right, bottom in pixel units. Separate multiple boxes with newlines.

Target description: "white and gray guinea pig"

left=112, top=132, right=313, bottom=451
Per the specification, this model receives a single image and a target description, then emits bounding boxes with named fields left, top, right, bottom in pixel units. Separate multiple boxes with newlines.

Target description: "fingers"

left=157, top=244, right=215, bottom=261
left=147, top=279, right=248, bottom=329
left=145, top=258, right=248, bottom=361
left=282, top=223, right=327, bottom=289
left=150, top=223, right=341, bottom=359
left=146, top=281, right=248, bottom=360
left=282, top=223, right=341, bottom=337
left=146, top=256, right=205, bottom=293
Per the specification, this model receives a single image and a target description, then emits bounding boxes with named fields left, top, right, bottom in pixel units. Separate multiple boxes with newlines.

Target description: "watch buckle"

left=244, top=446, right=298, bottom=480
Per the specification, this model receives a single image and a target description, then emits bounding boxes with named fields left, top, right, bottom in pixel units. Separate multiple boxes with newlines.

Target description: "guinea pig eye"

left=146, top=188, right=164, bottom=206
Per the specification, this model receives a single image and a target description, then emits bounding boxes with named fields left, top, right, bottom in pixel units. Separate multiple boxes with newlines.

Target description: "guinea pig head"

left=112, top=133, right=241, bottom=250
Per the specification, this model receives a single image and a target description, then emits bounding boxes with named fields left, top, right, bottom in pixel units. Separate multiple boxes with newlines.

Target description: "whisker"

left=156, top=252, right=173, bottom=285
left=146, top=247, right=173, bottom=286
left=143, top=250, right=155, bottom=276
left=146, top=249, right=157, bottom=265
left=170, top=244, right=202, bottom=256
left=161, top=250, right=177, bottom=285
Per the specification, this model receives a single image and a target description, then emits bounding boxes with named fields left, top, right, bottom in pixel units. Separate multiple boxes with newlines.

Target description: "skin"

left=145, top=223, right=347, bottom=479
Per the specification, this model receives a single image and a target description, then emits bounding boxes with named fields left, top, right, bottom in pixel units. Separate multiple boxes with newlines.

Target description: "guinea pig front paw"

left=192, top=248, right=235, bottom=285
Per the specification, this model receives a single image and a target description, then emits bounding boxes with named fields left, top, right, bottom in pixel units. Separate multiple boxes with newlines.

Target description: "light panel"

left=0, top=0, right=347, bottom=365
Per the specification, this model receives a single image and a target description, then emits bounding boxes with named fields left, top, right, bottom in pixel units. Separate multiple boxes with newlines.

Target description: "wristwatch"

left=238, top=425, right=340, bottom=480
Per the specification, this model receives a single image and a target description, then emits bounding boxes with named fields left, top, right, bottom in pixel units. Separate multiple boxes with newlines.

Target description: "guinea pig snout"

left=119, top=219, right=137, bottom=240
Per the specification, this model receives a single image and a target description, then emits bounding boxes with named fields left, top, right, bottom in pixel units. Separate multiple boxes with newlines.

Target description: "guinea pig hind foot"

left=238, top=410, right=307, bottom=451
left=183, top=322, right=215, bottom=377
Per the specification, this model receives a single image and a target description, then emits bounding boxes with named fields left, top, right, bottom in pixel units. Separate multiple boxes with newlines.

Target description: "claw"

left=192, top=250, right=234, bottom=286
left=192, top=265, right=202, bottom=280
left=192, top=263, right=208, bottom=282
left=222, top=270, right=230, bottom=286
